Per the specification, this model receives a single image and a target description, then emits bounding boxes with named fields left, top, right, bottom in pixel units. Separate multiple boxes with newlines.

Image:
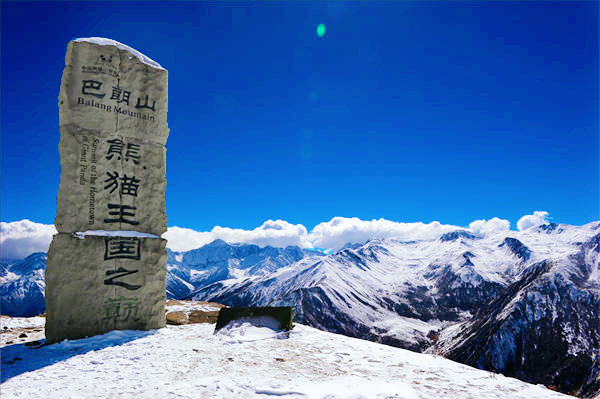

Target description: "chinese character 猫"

left=106, top=138, right=124, bottom=160
left=104, top=171, right=119, bottom=193
left=104, top=204, right=139, bottom=225
left=103, top=172, right=140, bottom=196
left=120, top=174, right=140, bottom=196
left=82, top=80, right=105, bottom=98
left=104, top=237, right=141, bottom=260
left=110, top=86, right=131, bottom=105
left=125, top=143, right=140, bottom=164
left=135, top=95, right=156, bottom=112
left=104, top=267, right=141, bottom=290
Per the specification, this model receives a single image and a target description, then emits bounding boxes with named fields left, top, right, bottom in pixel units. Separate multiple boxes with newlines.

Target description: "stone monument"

left=45, top=38, right=168, bottom=343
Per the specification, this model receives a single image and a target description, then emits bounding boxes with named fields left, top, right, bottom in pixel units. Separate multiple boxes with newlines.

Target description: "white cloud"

left=310, top=217, right=461, bottom=251
left=469, top=217, right=511, bottom=234
left=161, top=227, right=216, bottom=252
left=163, top=220, right=311, bottom=253
left=517, top=211, right=550, bottom=231
left=0, top=212, right=556, bottom=258
left=0, top=220, right=57, bottom=259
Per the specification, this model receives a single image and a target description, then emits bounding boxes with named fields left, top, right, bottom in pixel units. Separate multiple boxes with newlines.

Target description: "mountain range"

left=1, top=222, right=599, bottom=397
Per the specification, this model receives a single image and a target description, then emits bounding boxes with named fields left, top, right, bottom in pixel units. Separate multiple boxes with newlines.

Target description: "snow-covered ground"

left=0, top=316, right=46, bottom=347
left=0, top=319, right=569, bottom=399
left=165, top=300, right=222, bottom=314
left=0, top=316, right=45, bottom=330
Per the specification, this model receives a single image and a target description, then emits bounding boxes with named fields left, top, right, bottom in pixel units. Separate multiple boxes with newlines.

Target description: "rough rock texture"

left=55, top=39, right=168, bottom=235
left=164, top=300, right=224, bottom=325
left=45, top=233, right=166, bottom=343
left=55, top=127, right=167, bottom=235
left=188, top=310, right=220, bottom=324
left=47, top=38, right=168, bottom=342
left=165, top=311, right=187, bottom=325
left=58, top=40, right=168, bottom=145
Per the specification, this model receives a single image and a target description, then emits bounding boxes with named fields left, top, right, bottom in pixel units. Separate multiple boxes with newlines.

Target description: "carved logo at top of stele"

left=59, top=40, right=169, bottom=146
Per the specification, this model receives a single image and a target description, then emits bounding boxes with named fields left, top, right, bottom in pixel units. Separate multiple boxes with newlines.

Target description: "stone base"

left=45, top=233, right=166, bottom=343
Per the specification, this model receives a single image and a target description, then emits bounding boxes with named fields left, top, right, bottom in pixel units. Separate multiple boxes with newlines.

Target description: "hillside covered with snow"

left=189, top=222, right=600, bottom=397
left=0, top=317, right=572, bottom=399
left=2, top=221, right=599, bottom=397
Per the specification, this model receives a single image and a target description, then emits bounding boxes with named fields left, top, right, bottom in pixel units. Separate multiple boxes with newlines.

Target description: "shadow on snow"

left=1, top=329, right=158, bottom=383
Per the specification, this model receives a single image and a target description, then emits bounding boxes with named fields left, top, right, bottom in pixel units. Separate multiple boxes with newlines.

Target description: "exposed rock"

left=165, top=300, right=225, bottom=325
left=188, top=310, right=219, bottom=324
left=165, top=311, right=187, bottom=325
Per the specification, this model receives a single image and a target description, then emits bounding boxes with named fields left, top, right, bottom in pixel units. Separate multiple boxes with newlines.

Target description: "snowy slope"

left=0, top=253, right=46, bottom=317
left=0, top=319, right=570, bottom=399
left=190, top=222, right=600, bottom=397
left=433, top=227, right=600, bottom=398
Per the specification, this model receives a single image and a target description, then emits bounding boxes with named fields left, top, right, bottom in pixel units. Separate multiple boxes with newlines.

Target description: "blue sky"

left=1, top=1, right=598, bottom=233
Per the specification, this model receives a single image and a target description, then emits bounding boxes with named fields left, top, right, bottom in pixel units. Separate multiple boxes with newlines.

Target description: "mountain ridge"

left=2, top=222, right=599, bottom=397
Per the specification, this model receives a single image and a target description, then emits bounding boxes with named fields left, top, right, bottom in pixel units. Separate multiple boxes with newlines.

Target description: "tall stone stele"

left=46, top=38, right=169, bottom=343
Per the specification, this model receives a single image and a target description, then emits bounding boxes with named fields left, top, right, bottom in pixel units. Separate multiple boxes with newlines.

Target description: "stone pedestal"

left=45, top=234, right=166, bottom=343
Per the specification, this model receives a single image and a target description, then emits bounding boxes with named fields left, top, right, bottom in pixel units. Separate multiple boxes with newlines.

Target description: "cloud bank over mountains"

left=0, top=220, right=58, bottom=260
left=1, top=212, right=553, bottom=258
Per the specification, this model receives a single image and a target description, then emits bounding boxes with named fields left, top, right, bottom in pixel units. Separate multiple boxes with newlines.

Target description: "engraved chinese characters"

left=58, top=40, right=168, bottom=143
left=45, top=235, right=166, bottom=341
left=55, top=39, right=168, bottom=235
left=55, top=128, right=167, bottom=235
left=46, top=39, right=168, bottom=344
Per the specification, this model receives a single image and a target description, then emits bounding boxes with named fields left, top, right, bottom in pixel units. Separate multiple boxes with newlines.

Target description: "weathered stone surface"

left=45, top=233, right=166, bottom=343
left=188, top=310, right=220, bottom=324
left=166, top=311, right=187, bottom=325
left=54, top=126, right=167, bottom=235
left=47, top=38, right=168, bottom=342
left=164, top=300, right=224, bottom=325
left=59, top=40, right=168, bottom=145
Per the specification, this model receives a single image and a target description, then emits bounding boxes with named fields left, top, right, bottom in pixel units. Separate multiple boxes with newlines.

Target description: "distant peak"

left=534, top=223, right=563, bottom=234
left=440, top=230, right=479, bottom=242
left=207, top=239, right=229, bottom=247
left=499, top=237, right=531, bottom=261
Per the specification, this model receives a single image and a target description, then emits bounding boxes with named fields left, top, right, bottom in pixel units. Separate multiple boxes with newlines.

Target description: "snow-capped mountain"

left=189, top=222, right=600, bottom=398
left=165, top=239, right=323, bottom=298
left=0, top=253, right=46, bottom=317
left=433, top=226, right=600, bottom=398
left=0, top=240, right=321, bottom=315
left=2, top=222, right=599, bottom=397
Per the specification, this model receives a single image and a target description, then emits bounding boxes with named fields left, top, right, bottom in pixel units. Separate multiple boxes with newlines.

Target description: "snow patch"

left=0, top=316, right=45, bottom=330
left=74, top=230, right=159, bottom=238
left=74, top=37, right=165, bottom=70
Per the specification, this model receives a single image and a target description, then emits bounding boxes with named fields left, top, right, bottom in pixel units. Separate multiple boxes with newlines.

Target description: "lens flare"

left=316, top=24, right=326, bottom=38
